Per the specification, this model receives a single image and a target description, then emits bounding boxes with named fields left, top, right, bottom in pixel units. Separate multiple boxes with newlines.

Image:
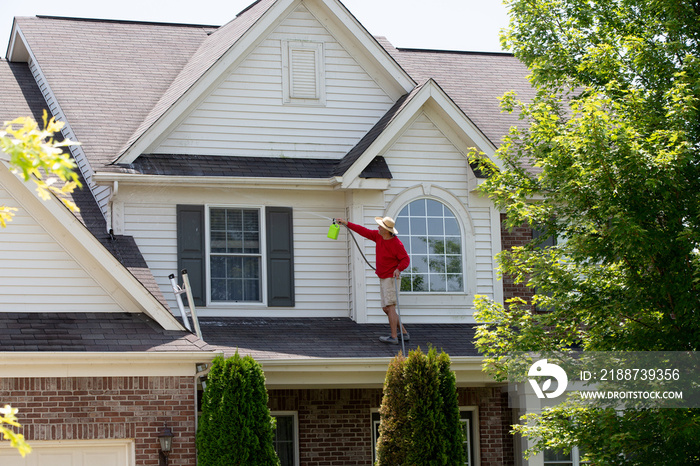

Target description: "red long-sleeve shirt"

left=346, top=222, right=410, bottom=279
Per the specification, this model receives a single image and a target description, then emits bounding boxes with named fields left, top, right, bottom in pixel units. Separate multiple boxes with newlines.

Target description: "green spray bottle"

left=327, top=219, right=340, bottom=240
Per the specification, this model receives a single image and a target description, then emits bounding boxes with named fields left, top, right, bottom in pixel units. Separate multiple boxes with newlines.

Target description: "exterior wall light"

left=158, top=424, right=174, bottom=465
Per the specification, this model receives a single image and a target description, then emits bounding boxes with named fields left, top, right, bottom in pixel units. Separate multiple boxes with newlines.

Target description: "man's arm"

left=335, top=218, right=377, bottom=241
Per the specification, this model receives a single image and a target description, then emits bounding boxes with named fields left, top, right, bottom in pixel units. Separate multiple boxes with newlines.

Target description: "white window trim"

left=282, top=39, right=326, bottom=106
left=542, top=446, right=588, bottom=466
left=387, top=187, right=477, bottom=299
left=460, top=406, right=480, bottom=466
left=205, top=205, right=268, bottom=307
left=271, top=411, right=299, bottom=466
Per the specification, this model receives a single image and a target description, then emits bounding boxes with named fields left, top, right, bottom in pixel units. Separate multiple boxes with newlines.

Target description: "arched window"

left=395, top=199, right=463, bottom=292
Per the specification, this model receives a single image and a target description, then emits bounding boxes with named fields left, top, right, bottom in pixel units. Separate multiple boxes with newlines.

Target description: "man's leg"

left=383, top=305, right=399, bottom=339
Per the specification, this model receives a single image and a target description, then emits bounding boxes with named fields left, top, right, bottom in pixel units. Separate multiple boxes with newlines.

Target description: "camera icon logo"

left=528, top=359, right=568, bottom=399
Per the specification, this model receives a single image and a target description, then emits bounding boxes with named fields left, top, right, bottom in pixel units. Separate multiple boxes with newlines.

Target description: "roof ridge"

left=397, top=47, right=514, bottom=57
left=34, top=15, right=219, bottom=29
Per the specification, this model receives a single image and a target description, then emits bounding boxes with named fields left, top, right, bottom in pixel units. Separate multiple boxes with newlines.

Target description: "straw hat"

left=375, top=216, right=398, bottom=235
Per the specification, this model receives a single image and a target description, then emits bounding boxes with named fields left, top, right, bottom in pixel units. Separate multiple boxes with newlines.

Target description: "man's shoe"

left=401, top=333, right=410, bottom=341
left=379, top=335, right=399, bottom=344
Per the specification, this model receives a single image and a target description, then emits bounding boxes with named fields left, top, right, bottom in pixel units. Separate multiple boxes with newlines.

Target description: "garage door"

left=0, top=440, right=133, bottom=466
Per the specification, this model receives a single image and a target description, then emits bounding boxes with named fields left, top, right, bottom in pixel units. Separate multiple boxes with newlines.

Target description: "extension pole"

left=395, top=277, right=406, bottom=357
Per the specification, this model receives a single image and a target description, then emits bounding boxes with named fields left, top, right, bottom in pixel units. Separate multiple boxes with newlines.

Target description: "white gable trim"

left=115, top=0, right=415, bottom=165
left=0, top=163, right=184, bottom=331
left=340, top=79, right=502, bottom=189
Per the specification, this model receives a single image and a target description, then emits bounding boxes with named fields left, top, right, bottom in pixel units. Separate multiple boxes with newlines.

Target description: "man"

left=336, top=216, right=410, bottom=344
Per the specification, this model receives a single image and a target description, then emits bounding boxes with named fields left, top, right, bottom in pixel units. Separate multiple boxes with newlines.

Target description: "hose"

left=335, top=219, right=376, bottom=271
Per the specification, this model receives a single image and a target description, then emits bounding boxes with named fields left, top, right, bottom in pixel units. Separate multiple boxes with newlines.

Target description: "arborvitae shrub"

left=197, top=353, right=279, bottom=466
left=376, top=353, right=408, bottom=464
left=376, top=348, right=466, bottom=466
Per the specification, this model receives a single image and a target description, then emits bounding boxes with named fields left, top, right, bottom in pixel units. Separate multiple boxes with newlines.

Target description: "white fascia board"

left=307, top=0, right=415, bottom=98
left=116, top=0, right=299, bottom=165
left=7, top=20, right=29, bottom=62
left=93, top=172, right=343, bottom=190
left=0, top=352, right=219, bottom=378
left=0, top=163, right=184, bottom=331
left=259, top=356, right=497, bottom=388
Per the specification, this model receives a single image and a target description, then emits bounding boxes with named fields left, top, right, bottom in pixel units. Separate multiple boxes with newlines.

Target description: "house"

left=0, top=0, right=540, bottom=464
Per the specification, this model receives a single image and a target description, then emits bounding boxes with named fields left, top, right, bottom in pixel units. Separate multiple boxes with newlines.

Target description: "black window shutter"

left=266, top=206, right=295, bottom=307
left=176, top=205, right=205, bottom=306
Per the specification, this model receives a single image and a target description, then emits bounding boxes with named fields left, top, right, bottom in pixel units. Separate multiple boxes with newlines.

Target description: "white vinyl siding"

left=471, top=206, right=496, bottom=297
left=154, top=4, right=394, bottom=159
left=360, top=112, right=496, bottom=323
left=0, top=186, right=122, bottom=312
left=124, top=196, right=350, bottom=318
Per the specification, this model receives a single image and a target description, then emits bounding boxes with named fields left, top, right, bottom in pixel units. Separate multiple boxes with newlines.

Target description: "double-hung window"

left=544, top=447, right=589, bottom=465
left=209, top=207, right=262, bottom=302
left=176, top=205, right=295, bottom=308
left=272, top=412, right=298, bottom=466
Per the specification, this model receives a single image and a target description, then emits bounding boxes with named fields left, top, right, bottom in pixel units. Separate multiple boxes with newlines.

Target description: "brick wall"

left=459, top=387, right=515, bottom=466
left=269, top=387, right=515, bottom=466
left=500, top=213, right=534, bottom=306
left=0, top=376, right=196, bottom=466
left=269, top=388, right=383, bottom=465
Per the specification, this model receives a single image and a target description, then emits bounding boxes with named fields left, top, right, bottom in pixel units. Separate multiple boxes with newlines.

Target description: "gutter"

left=257, top=356, right=498, bottom=389
left=0, top=351, right=220, bottom=378
left=93, top=172, right=344, bottom=190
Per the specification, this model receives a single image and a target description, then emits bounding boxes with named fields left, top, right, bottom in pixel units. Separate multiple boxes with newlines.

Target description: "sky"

left=1, top=0, right=511, bottom=58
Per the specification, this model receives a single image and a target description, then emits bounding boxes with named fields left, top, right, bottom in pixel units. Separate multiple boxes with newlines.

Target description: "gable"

left=0, top=164, right=183, bottom=329
left=115, top=0, right=414, bottom=164
left=384, top=112, right=472, bottom=194
left=338, top=79, right=499, bottom=189
left=0, top=183, right=124, bottom=312
left=149, top=3, right=396, bottom=160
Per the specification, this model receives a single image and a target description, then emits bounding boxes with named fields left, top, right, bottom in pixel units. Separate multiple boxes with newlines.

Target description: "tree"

left=0, top=111, right=81, bottom=226
left=0, top=405, right=31, bottom=457
left=376, top=348, right=465, bottom=465
left=197, top=353, right=279, bottom=466
left=470, top=0, right=700, bottom=464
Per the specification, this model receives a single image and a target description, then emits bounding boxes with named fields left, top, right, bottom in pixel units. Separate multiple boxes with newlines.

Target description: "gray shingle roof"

left=0, top=60, right=47, bottom=124
left=0, top=313, right=479, bottom=360
left=333, top=86, right=418, bottom=177
left=198, top=317, right=479, bottom=359
left=115, top=153, right=391, bottom=179
left=117, top=154, right=339, bottom=178
left=384, top=44, right=535, bottom=148
left=0, top=312, right=209, bottom=352
left=14, top=16, right=214, bottom=171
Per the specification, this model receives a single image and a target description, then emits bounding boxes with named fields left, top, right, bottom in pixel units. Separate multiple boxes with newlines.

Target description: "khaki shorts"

left=380, top=277, right=397, bottom=308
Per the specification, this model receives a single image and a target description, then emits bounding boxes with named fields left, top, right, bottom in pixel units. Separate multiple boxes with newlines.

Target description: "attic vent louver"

left=290, top=48, right=318, bottom=98
left=283, top=40, right=326, bottom=106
